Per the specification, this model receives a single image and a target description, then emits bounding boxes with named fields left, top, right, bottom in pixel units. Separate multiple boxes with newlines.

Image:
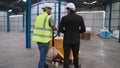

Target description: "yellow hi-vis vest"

left=32, top=12, right=53, bottom=43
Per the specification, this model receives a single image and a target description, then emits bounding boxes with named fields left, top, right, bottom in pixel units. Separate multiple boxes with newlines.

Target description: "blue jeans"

left=37, top=42, right=49, bottom=68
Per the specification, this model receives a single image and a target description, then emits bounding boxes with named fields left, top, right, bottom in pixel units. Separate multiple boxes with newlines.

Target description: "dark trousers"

left=63, top=44, right=80, bottom=68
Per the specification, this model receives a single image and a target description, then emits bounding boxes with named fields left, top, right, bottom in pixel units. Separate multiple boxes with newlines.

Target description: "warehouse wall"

left=1, top=2, right=119, bottom=32
left=0, top=11, right=24, bottom=32
left=77, top=11, right=104, bottom=34
left=0, top=2, right=66, bottom=32
left=0, top=11, right=7, bottom=32
left=10, top=15, right=23, bottom=32
left=105, top=2, right=120, bottom=30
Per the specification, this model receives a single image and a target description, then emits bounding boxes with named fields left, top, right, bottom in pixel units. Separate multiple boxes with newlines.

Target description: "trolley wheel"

left=51, top=61, right=55, bottom=66
left=55, top=62, right=59, bottom=67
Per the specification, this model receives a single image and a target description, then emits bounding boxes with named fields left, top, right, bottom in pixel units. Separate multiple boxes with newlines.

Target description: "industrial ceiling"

left=0, top=0, right=119, bottom=14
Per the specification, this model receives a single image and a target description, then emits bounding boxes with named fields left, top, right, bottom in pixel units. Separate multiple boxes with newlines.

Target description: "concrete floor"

left=0, top=32, right=120, bottom=68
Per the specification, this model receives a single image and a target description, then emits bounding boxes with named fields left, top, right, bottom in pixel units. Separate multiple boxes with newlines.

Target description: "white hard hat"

left=42, top=3, right=52, bottom=9
left=66, top=3, right=76, bottom=11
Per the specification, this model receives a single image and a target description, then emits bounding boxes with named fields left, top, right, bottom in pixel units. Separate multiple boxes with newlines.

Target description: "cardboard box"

left=80, top=32, right=91, bottom=40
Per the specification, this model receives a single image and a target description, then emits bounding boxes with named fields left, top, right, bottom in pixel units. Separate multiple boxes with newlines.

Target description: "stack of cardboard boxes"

left=80, top=32, right=91, bottom=40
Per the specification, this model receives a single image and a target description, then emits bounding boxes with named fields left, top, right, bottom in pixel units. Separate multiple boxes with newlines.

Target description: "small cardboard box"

left=80, top=32, right=91, bottom=40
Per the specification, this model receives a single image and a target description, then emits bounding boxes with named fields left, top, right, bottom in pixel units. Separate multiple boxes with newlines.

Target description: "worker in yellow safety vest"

left=32, top=3, right=57, bottom=68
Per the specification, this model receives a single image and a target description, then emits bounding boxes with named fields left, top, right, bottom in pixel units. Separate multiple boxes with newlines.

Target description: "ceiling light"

left=23, top=0, right=26, bottom=2
left=90, top=1, right=97, bottom=4
left=10, top=15, right=23, bottom=17
left=92, top=1, right=97, bottom=4
left=83, top=2, right=90, bottom=5
left=83, top=2, right=87, bottom=4
left=9, top=9, right=12, bottom=12
left=83, top=1, right=97, bottom=5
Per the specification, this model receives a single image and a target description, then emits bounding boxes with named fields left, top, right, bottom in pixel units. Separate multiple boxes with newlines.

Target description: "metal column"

left=54, top=1, right=56, bottom=23
left=118, top=29, right=120, bottom=42
left=118, top=6, right=120, bottom=43
left=37, top=5, right=39, bottom=16
left=22, top=11, right=25, bottom=32
left=7, top=9, right=10, bottom=32
left=26, top=0, right=31, bottom=48
left=108, top=0, right=112, bottom=31
left=58, top=0, right=61, bottom=36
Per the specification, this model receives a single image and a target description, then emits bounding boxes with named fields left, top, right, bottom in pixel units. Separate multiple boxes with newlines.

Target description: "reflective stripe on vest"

left=33, top=34, right=52, bottom=38
left=34, top=27, right=52, bottom=31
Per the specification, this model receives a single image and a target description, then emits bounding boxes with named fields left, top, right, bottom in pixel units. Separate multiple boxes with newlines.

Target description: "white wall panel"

left=84, top=20, right=93, bottom=26
left=31, top=15, right=37, bottom=20
left=112, top=11, right=119, bottom=18
left=106, top=2, right=120, bottom=10
left=31, top=21, right=36, bottom=25
left=0, top=11, right=6, bottom=16
left=0, top=11, right=7, bottom=31
left=31, top=6, right=37, bottom=14
left=3, top=16, right=7, bottom=20
left=94, top=27, right=102, bottom=33
left=111, top=27, right=118, bottom=30
left=10, top=15, right=23, bottom=31
left=18, top=17, right=23, bottom=21
left=111, top=20, right=119, bottom=26
left=105, top=20, right=109, bottom=26
left=94, top=20, right=103, bottom=26
left=77, top=11, right=104, bottom=33
left=0, top=21, right=3, bottom=25
left=105, top=12, right=109, bottom=18
left=105, top=2, right=120, bottom=30
left=94, top=13, right=103, bottom=19
left=84, top=13, right=93, bottom=19
left=0, top=17, right=5, bottom=21
left=112, top=2, right=120, bottom=10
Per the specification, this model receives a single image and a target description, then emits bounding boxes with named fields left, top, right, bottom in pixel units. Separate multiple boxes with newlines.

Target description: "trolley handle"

left=52, top=31, right=57, bottom=47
